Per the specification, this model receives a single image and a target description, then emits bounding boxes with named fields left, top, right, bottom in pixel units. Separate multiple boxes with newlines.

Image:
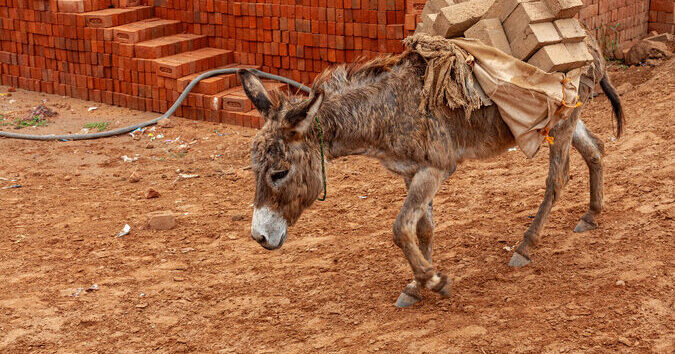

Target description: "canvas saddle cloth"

left=405, top=34, right=591, bottom=158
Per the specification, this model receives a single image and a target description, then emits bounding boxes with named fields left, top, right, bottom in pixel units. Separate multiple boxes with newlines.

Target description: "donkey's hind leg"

left=395, top=200, right=435, bottom=308
left=572, top=120, right=605, bottom=233
left=510, top=108, right=582, bottom=267
left=393, top=168, right=449, bottom=307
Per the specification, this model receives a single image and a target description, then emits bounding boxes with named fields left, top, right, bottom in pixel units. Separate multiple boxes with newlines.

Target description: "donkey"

left=240, top=36, right=624, bottom=307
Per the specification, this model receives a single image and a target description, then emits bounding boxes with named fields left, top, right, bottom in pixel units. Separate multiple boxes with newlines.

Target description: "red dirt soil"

left=0, top=59, right=673, bottom=353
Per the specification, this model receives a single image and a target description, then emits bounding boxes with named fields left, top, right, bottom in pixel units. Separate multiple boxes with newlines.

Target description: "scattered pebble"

left=147, top=211, right=176, bottom=230
left=615, top=280, right=626, bottom=286
left=129, top=173, right=141, bottom=183
left=145, top=188, right=160, bottom=199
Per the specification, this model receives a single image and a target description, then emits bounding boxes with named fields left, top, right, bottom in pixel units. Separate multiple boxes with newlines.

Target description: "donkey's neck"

left=311, top=81, right=407, bottom=160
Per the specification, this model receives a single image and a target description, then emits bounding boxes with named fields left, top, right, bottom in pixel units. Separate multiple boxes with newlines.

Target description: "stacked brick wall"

left=649, top=0, right=674, bottom=34
left=149, top=0, right=407, bottom=84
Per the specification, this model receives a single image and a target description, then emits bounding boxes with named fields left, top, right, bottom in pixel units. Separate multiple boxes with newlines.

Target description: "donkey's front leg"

left=395, top=201, right=434, bottom=308
left=393, top=168, right=448, bottom=307
left=510, top=108, right=581, bottom=267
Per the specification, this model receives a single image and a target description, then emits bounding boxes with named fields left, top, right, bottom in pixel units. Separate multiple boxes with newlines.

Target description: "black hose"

left=0, top=69, right=310, bottom=141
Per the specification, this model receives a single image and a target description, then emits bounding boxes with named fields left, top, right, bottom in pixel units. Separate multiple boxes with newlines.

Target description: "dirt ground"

left=0, top=57, right=673, bottom=353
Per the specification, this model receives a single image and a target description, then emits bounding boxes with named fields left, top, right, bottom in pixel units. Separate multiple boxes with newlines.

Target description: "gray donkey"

left=239, top=36, right=624, bottom=307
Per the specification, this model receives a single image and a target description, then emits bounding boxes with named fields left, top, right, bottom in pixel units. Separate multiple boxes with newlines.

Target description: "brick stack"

left=648, top=0, right=674, bottom=35
left=150, top=0, right=407, bottom=85
left=0, top=0, right=280, bottom=128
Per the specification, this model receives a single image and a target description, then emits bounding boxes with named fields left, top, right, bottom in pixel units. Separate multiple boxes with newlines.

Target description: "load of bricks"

left=0, top=0, right=406, bottom=129
left=415, top=0, right=594, bottom=73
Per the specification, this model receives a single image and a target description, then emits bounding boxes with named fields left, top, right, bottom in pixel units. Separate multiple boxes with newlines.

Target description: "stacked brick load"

left=416, top=0, right=593, bottom=73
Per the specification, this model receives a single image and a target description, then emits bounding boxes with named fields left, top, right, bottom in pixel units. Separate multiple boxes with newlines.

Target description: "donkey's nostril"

left=251, top=229, right=267, bottom=243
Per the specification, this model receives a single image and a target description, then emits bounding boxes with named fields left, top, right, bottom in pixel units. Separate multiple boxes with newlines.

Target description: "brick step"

left=153, top=47, right=234, bottom=79
left=82, top=6, right=154, bottom=28
left=113, top=18, right=183, bottom=44
left=134, top=33, right=208, bottom=59
left=176, top=64, right=261, bottom=95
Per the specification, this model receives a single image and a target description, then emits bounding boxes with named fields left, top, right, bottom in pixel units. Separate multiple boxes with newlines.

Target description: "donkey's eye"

left=271, top=170, right=289, bottom=182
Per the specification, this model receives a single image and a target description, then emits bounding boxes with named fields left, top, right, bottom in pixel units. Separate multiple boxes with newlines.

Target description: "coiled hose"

left=0, top=69, right=311, bottom=141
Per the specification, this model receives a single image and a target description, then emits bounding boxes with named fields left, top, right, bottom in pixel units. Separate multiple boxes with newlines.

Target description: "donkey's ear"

left=238, top=69, right=272, bottom=115
left=287, top=91, right=324, bottom=135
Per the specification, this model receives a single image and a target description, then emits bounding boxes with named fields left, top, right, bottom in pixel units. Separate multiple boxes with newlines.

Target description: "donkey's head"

left=238, top=69, right=325, bottom=250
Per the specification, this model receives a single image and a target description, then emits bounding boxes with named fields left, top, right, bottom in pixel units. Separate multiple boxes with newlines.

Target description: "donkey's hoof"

left=509, top=252, right=531, bottom=267
left=574, top=218, right=597, bottom=233
left=395, top=292, right=421, bottom=308
left=437, top=281, right=452, bottom=298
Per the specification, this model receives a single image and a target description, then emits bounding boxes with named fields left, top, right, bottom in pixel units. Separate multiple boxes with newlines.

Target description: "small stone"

left=145, top=188, right=160, bottom=199
left=145, top=143, right=154, bottom=149
left=231, top=215, right=245, bottom=222
left=173, top=277, right=185, bottom=282
left=147, top=211, right=176, bottom=230
left=7, top=87, right=16, bottom=92
left=64, top=175, right=72, bottom=181
left=129, top=173, right=141, bottom=183
left=615, top=280, right=626, bottom=286
left=136, top=303, right=148, bottom=309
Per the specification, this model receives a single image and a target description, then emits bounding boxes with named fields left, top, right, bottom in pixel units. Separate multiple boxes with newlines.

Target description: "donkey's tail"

left=599, top=75, right=625, bottom=138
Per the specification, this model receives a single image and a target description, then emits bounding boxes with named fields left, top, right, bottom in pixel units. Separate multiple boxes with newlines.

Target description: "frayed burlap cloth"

left=405, top=33, right=589, bottom=158
left=404, top=34, right=484, bottom=119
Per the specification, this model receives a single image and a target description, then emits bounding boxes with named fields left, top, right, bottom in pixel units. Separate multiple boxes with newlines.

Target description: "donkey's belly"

left=448, top=105, right=517, bottom=161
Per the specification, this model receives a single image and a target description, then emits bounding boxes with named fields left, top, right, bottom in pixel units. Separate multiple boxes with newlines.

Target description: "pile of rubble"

left=416, top=0, right=593, bottom=73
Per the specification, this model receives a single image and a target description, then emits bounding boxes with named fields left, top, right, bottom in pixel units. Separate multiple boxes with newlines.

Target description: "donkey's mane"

left=266, top=51, right=412, bottom=107
left=312, top=52, right=409, bottom=93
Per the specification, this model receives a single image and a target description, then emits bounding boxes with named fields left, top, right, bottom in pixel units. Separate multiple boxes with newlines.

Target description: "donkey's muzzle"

left=251, top=206, right=288, bottom=250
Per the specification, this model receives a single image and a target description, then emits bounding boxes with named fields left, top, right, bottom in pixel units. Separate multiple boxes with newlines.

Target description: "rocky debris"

left=147, top=211, right=176, bottom=230
left=615, top=280, right=626, bottom=286
left=625, top=39, right=672, bottom=66
left=145, top=188, right=160, bottom=199
left=27, top=104, right=58, bottom=120
left=645, top=32, right=673, bottom=44
left=157, top=118, right=174, bottom=128
left=7, top=87, right=16, bottom=92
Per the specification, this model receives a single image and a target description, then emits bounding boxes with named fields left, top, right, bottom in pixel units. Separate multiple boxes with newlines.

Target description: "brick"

left=503, top=2, right=555, bottom=42
left=113, top=18, right=182, bottom=44
left=483, top=0, right=536, bottom=22
left=58, top=0, right=85, bottom=13
left=564, top=41, right=594, bottom=68
left=83, top=6, right=153, bottom=29
left=553, top=18, right=586, bottom=43
left=433, top=0, right=496, bottom=38
left=135, top=34, right=208, bottom=59
left=464, top=18, right=513, bottom=55
left=154, top=48, right=234, bottom=79
left=509, top=22, right=562, bottom=59
left=527, top=43, right=574, bottom=71
left=542, top=0, right=584, bottom=18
